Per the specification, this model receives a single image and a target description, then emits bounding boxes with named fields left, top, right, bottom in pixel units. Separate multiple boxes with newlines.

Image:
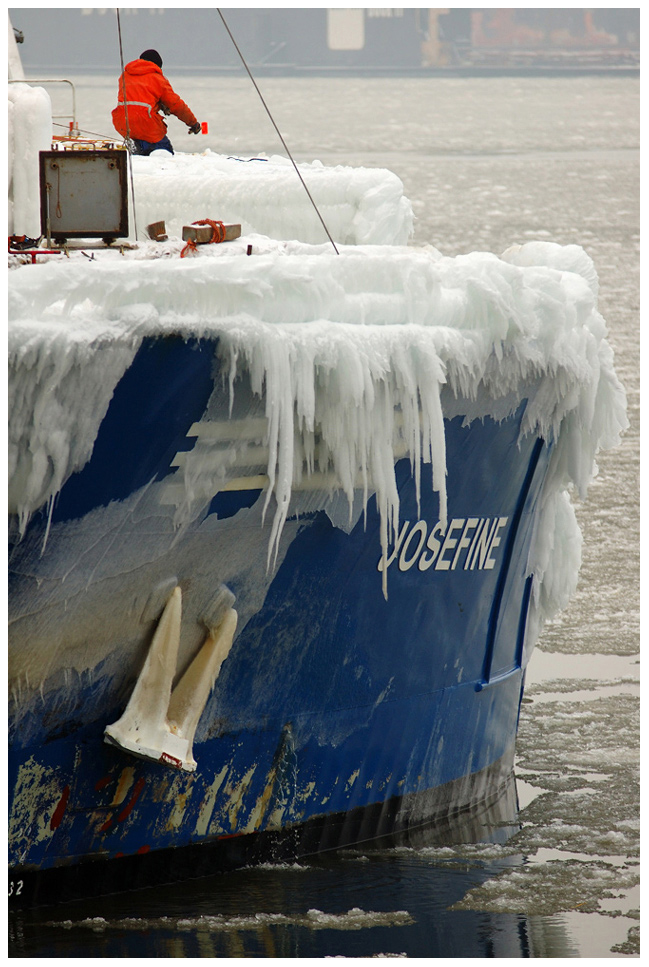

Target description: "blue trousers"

left=133, top=135, right=174, bottom=156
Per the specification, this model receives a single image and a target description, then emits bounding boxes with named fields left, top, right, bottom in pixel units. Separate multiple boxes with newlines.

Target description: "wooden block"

left=182, top=223, right=241, bottom=244
left=182, top=224, right=213, bottom=244
left=147, top=220, right=168, bottom=241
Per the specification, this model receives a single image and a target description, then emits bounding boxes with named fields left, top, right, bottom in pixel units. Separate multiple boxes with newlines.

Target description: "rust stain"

left=117, top=776, right=146, bottom=823
left=345, top=769, right=360, bottom=791
left=226, top=765, right=256, bottom=832
left=296, top=781, right=315, bottom=803
left=196, top=765, right=228, bottom=838
left=245, top=764, right=279, bottom=833
left=49, top=784, right=70, bottom=830
left=9, top=757, right=58, bottom=851
left=111, top=767, right=135, bottom=807
left=99, top=767, right=138, bottom=832
left=150, top=778, right=170, bottom=803
left=165, top=790, right=189, bottom=832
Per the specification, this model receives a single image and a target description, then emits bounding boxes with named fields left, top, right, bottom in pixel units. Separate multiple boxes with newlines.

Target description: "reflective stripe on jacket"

left=112, top=59, right=197, bottom=143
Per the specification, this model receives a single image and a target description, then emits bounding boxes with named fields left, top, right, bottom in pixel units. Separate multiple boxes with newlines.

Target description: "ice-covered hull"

left=9, top=333, right=552, bottom=906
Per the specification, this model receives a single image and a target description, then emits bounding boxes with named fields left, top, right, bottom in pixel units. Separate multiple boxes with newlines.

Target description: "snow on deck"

left=8, top=234, right=627, bottom=615
left=8, top=82, right=412, bottom=246
left=130, top=151, right=414, bottom=246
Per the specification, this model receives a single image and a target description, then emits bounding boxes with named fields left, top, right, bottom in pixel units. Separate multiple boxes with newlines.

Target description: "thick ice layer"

left=8, top=238, right=627, bottom=619
left=8, top=319, right=139, bottom=542
left=129, top=151, right=414, bottom=246
left=5, top=78, right=409, bottom=246
left=7, top=83, right=52, bottom=238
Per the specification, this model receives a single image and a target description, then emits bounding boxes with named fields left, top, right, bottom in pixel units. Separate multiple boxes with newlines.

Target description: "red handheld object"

left=201, top=121, right=208, bottom=135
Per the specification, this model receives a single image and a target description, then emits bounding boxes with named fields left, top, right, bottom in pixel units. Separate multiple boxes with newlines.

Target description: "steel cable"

left=116, top=8, right=139, bottom=240
left=217, top=9, right=340, bottom=254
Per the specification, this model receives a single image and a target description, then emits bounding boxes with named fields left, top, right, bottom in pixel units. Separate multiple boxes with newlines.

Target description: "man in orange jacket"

left=112, top=49, right=201, bottom=155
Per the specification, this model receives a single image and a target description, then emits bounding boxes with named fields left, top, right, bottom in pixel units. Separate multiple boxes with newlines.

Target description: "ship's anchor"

left=104, top=585, right=237, bottom=773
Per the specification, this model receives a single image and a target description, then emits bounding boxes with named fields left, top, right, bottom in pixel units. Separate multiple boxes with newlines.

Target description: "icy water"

left=10, top=74, right=639, bottom=958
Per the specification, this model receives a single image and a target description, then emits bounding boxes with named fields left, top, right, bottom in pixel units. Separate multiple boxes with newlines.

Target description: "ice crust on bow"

left=8, top=236, right=626, bottom=613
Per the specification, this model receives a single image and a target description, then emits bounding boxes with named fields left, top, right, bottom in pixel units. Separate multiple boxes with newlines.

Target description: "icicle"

left=40, top=492, right=56, bottom=556
left=9, top=237, right=626, bottom=626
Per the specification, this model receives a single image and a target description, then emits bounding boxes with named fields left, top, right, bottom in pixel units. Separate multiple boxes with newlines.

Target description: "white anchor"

left=104, top=585, right=237, bottom=772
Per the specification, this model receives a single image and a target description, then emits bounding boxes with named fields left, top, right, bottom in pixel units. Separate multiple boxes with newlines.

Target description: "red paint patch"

left=136, top=845, right=151, bottom=854
left=114, top=852, right=124, bottom=858
left=50, top=785, right=70, bottom=830
left=159, top=752, right=182, bottom=769
left=217, top=832, right=245, bottom=840
left=94, top=775, right=112, bottom=791
left=99, top=817, right=113, bottom=833
left=117, top=776, right=146, bottom=823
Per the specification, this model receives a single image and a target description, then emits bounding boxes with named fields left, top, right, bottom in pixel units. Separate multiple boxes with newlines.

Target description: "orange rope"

left=180, top=219, right=227, bottom=258
left=180, top=239, right=197, bottom=258
left=199, top=219, right=227, bottom=243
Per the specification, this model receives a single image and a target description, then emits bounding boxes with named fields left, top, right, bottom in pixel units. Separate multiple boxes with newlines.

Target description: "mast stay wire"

left=116, top=8, right=139, bottom=241
left=217, top=9, right=340, bottom=255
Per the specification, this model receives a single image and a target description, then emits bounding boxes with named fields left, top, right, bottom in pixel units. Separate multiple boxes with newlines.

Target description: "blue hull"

left=9, top=335, right=551, bottom=905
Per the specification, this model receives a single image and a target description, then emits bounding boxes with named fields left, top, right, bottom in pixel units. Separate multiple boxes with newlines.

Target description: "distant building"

left=9, top=8, right=640, bottom=74
left=427, top=8, right=641, bottom=69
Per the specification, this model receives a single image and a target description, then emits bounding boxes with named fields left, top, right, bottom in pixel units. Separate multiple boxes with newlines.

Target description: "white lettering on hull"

left=378, top=517, right=509, bottom=574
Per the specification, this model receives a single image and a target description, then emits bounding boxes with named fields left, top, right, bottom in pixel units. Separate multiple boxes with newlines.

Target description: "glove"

left=188, top=121, right=201, bottom=135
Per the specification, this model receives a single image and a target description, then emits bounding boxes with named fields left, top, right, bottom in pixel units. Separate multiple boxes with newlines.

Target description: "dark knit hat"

left=140, top=49, right=162, bottom=68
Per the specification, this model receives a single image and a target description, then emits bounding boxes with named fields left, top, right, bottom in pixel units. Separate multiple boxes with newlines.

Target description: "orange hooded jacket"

left=112, top=59, right=198, bottom=143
